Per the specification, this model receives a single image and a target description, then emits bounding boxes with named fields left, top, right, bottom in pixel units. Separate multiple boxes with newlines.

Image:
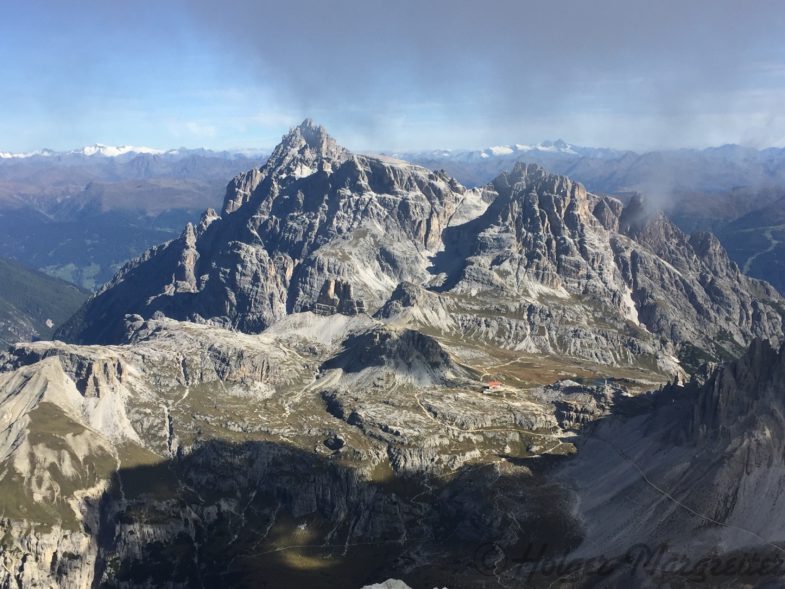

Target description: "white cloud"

left=184, top=121, right=217, bottom=138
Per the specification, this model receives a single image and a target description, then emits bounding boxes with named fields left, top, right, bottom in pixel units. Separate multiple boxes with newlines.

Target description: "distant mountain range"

left=398, top=141, right=785, bottom=192
left=0, top=144, right=266, bottom=160
left=394, top=138, right=623, bottom=163
left=0, top=146, right=267, bottom=288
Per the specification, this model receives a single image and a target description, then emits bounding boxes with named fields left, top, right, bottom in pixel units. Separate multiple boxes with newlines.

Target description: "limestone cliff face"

left=610, top=196, right=783, bottom=352
left=441, top=163, right=638, bottom=308
left=437, top=164, right=784, bottom=360
left=56, top=120, right=465, bottom=344
left=686, top=338, right=785, bottom=443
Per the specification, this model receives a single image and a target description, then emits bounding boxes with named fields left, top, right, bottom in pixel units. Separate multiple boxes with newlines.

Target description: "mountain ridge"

left=56, top=121, right=784, bottom=374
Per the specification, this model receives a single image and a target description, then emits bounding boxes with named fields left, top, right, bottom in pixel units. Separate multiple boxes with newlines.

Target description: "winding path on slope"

left=742, top=226, right=783, bottom=274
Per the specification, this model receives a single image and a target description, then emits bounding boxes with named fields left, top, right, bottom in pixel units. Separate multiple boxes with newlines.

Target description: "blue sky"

left=2, top=1, right=785, bottom=152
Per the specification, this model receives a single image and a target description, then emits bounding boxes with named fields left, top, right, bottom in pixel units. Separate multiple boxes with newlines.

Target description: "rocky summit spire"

left=265, top=118, right=350, bottom=174
left=221, top=119, right=351, bottom=215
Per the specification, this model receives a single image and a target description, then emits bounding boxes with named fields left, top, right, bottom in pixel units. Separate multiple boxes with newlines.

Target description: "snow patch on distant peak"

left=77, top=144, right=165, bottom=157
left=487, top=145, right=514, bottom=156
left=0, top=145, right=165, bottom=158
left=0, top=150, right=45, bottom=159
left=0, top=145, right=269, bottom=160
left=395, top=140, right=586, bottom=163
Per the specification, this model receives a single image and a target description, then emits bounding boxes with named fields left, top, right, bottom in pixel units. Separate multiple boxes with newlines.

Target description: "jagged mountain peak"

left=616, top=192, right=657, bottom=235
left=221, top=119, right=351, bottom=215
left=686, top=337, right=785, bottom=441
left=290, top=118, right=331, bottom=145
left=267, top=118, right=349, bottom=170
left=497, top=161, right=581, bottom=195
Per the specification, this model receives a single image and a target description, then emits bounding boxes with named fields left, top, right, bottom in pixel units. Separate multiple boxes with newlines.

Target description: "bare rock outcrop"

left=313, top=278, right=366, bottom=315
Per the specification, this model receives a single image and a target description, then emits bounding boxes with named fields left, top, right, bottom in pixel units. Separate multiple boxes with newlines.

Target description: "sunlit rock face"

left=56, top=120, right=468, bottom=345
